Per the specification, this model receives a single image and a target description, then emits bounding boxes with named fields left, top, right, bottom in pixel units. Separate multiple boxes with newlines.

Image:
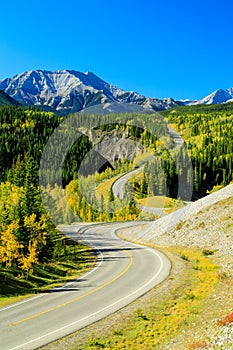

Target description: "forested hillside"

left=0, top=106, right=93, bottom=283
left=162, top=103, right=233, bottom=197
left=1, top=103, right=233, bottom=287
left=0, top=90, right=19, bottom=106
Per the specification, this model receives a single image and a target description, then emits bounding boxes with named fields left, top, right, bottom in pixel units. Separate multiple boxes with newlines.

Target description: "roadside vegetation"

left=0, top=242, right=95, bottom=307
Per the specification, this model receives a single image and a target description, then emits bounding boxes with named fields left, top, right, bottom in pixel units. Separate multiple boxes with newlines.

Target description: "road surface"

left=112, top=168, right=141, bottom=199
left=0, top=222, right=171, bottom=350
left=167, top=126, right=184, bottom=148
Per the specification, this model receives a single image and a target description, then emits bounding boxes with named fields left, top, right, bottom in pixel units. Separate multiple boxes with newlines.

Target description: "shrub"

left=188, top=340, right=208, bottom=349
left=202, top=249, right=215, bottom=256
left=181, top=254, right=189, bottom=261
left=217, top=311, right=233, bottom=326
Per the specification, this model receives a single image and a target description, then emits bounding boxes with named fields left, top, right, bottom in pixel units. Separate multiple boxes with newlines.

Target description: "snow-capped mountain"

left=0, top=70, right=182, bottom=114
left=194, top=88, right=233, bottom=105
left=1, top=69, right=232, bottom=113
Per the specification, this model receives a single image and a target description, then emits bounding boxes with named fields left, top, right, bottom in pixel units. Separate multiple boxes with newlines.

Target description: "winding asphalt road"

left=112, top=168, right=142, bottom=199
left=112, top=125, right=184, bottom=212
left=0, top=222, right=171, bottom=350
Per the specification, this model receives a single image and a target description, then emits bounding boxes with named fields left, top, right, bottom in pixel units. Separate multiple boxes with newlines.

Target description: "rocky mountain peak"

left=0, top=70, right=181, bottom=114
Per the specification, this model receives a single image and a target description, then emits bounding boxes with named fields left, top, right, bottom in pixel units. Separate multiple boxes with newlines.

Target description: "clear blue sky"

left=1, top=0, right=233, bottom=100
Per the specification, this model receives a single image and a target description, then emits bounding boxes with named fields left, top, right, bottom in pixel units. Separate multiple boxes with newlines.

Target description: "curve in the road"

left=112, top=125, right=184, bottom=214
left=0, top=222, right=171, bottom=350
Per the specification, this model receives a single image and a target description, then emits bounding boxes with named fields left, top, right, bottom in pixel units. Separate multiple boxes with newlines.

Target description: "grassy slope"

left=137, top=196, right=174, bottom=208
left=96, top=175, right=123, bottom=200
left=137, top=196, right=185, bottom=209
left=0, top=244, right=96, bottom=308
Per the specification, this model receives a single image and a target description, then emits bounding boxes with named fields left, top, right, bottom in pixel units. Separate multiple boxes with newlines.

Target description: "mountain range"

left=0, top=69, right=232, bottom=113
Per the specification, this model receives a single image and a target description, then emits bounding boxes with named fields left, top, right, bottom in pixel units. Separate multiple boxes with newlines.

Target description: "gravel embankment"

left=121, top=184, right=233, bottom=349
left=123, top=184, right=233, bottom=250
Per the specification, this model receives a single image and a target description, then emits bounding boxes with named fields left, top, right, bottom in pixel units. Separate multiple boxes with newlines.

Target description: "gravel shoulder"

left=119, top=187, right=233, bottom=349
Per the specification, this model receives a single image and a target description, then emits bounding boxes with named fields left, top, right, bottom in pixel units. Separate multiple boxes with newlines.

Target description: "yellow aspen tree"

left=87, top=208, right=92, bottom=222
left=24, top=213, right=47, bottom=247
left=0, top=221, right=21, bottom=268
left=19, top=241, right=38, bottom=279
left=0, top=245, right=5, bottom=265
left=98, top=212, right=103, bottom=222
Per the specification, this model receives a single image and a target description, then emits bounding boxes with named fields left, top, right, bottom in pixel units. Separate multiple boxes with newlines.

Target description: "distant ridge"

left=0, top=90, right=19, bottom=106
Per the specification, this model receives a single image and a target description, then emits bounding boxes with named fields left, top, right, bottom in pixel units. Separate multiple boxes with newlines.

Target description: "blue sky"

left=1, top=0, right=233, bottom=100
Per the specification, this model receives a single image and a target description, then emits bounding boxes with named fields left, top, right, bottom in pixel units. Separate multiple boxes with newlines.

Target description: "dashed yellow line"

left=10, top=250, right=133, bottom=327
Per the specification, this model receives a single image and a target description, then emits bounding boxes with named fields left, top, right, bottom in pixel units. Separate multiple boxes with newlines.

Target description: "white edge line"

left=8, top=248, right=169, bottom=350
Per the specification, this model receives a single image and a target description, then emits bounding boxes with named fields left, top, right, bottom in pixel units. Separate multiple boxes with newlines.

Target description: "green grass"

left=96, top=175, right=122, bottom=200
left=137, top=196, right=186, bottom=214
left=0, top=244, right=96, bottom=307
left=137, top=196, right=175, bottom=208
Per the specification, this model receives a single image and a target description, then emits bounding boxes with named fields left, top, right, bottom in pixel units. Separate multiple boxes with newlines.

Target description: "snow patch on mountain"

left=1, top=69, right=232, bottom=113
left=193, top=87, right=233, bottom=105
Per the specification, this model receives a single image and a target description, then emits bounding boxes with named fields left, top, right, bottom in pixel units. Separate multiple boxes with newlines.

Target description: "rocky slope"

left=122, top=184, right=233, bottom=257
left=88, top=129, right=144, bottom=164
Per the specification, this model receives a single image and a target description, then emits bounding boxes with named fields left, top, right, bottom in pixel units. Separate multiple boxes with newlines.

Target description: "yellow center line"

left=10, top=250, right=133, bottom=327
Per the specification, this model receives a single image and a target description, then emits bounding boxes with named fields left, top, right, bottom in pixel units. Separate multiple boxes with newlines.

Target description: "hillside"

left=118, top=185, right=233, bottom=349
left=0, top=90, right=19, bottom=106
left=162, top=103, right=233, bottom=198
left=124, top=183, right=233, bottom=262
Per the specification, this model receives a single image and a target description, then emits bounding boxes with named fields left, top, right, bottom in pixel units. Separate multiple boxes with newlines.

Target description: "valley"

left=0, top=93, right=232, bottom=349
